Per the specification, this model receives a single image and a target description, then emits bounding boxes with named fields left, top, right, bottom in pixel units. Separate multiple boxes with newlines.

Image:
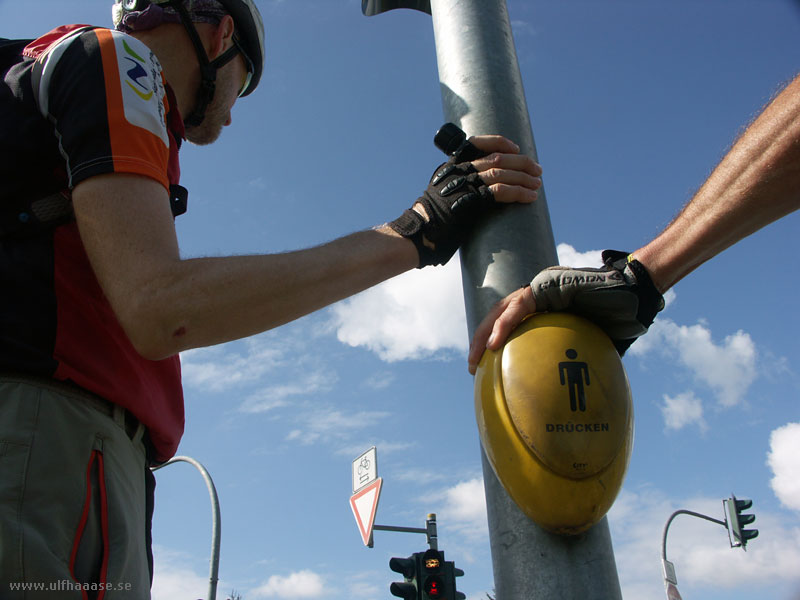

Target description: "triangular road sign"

left=666, top=583, right=683, bottom=600
left=349, top=477, right=382, bottom=546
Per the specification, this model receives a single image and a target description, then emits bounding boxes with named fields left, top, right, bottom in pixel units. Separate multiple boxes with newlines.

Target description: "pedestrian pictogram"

left=559, top=348, right=590, bottom=411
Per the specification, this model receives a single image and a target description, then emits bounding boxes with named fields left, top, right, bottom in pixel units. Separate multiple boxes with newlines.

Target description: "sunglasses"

left=232, top=34, right=254, bottom=97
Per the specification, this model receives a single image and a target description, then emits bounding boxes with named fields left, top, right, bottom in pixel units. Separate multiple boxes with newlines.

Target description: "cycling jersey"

left=0, top=25, right=186, bottom=461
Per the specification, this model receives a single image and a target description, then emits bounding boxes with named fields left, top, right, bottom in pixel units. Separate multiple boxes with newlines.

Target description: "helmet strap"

left=163, top=0, right=239, bottom=128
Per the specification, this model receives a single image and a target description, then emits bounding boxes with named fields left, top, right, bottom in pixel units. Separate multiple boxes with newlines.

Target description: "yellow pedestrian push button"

left=474, top=312, right=634, bottom=535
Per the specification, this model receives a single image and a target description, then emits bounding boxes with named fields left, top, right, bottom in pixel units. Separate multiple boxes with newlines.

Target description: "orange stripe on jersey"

left=94, top=29, right=171, bottom=191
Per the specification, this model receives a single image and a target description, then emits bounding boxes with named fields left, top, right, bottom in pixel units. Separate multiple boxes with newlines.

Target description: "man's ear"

left=209, top=14, right=236, bottom=60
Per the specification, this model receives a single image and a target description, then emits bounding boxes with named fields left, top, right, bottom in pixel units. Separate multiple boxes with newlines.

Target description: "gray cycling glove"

left=529, top=249, right=665, bottom=355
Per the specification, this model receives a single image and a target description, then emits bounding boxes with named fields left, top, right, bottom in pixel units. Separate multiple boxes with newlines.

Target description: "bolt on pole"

left=362, top=1, right=623, bottom=597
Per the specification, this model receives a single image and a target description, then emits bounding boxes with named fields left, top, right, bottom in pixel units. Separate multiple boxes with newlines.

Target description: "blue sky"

left=3, top=1, right=800, bottom=599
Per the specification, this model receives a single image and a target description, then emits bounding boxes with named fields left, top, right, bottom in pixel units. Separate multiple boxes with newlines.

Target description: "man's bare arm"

left=468, top=73, right=800, bottom=373
left=635, top=73, right=800, bottom=292
left=73, top=136, right=541, bottom=360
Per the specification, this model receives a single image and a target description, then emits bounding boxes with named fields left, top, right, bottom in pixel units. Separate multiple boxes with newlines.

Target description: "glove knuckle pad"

left=391, top=160, right=495, bottom=267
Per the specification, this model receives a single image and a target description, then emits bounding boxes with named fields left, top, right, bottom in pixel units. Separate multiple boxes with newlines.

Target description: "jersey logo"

left=122, top=39, right=154, bottom=101
left=111, top=32, right=169, bottom=147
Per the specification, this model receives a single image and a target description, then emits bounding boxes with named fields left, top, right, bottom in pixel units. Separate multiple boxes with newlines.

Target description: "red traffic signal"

left=423, top=574, right=444, bottom=598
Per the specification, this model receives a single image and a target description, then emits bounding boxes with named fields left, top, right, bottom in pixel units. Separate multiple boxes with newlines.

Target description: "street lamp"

left=152, top=456, right=222, bottom=600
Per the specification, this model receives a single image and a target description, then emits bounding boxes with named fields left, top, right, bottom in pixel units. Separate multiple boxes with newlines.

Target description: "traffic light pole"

left=661, top=498, right=758, bottom=599
left=363, top=1, right=622, bottom=597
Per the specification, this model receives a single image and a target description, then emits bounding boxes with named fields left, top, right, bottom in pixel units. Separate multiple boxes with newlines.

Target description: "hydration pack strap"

left=1, top=184, right=188, bottom=239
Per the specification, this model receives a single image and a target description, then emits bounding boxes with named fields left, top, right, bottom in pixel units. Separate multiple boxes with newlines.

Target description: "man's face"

left=185, top=52, right=249, bottom=146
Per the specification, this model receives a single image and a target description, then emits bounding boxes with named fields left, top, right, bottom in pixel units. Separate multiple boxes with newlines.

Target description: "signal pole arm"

left=72, top=135, right=540, bottom=361
left=468, top=73, right=800, bottom=373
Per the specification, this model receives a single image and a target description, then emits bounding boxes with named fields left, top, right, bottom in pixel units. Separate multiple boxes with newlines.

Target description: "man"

left=0, top=0, right=542, bottom=596
left=468, top=72, right=800, bottom=374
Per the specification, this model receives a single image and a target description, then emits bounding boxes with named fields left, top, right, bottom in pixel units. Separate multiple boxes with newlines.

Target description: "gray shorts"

left=0, top=376, right=153, bottom=599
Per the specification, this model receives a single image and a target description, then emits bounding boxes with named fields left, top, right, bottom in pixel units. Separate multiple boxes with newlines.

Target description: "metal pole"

left=662, top=509, right=727, bottom=562
left=660, top=509, right=728, bottom=599
left=429, top=2, right=622, bottom=598
left=152, top=456, right=221, bottom=600
left=426, top=513, right=438, bottom=550
left=362, top=1, right=623, bottom=597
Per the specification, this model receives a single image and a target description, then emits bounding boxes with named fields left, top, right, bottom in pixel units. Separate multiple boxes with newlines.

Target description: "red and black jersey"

left=0, top=25, right=186, bottom=461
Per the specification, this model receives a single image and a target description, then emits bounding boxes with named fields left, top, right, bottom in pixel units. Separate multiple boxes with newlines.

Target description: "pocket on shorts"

left=0, top=439, right=33, bottom=581
left=70, top=446, right=110, bottom=592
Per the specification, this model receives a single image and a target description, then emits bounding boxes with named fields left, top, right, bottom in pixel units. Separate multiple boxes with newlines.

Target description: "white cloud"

left=360, top=370, right=396, bottom=391
left=328, top=243, right=657, bottom=363
left=345, top=576, right=382, bottom=598
left=151, top=546, right=215, bottom=600
left=335, top=439, right=414, bottom=458
left=286, top=408, right=391, bottom=445
left=662, top=287, right=677, bottom=308
left=660, top=390, right=707, bottom=432
left=609, top=487, right=800, bottom=598
left=434, top=478, right=489, bottom=541
left=329, top=258, right=467, bottom=361
left=239, top=370, right=337, bottom=414
left=443, top=478, right=487, bottom=525
left=251, top=570, right=325, bottom=598
left=180, top=328, right=339, bottom=412
left=767, top=422, right=800, bottom=511
left=555, top=243, right=603, bottom=267
left=630, top=318, right=758, bottom=408
left=180, top=338, right=284, bottom=392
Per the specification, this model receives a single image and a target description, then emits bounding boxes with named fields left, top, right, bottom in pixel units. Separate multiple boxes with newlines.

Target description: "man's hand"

left=468, top=285, right=536, bottom=375
left=389, top=134, right=542, bottom=267
left=467, top=250, right=665, bottom=374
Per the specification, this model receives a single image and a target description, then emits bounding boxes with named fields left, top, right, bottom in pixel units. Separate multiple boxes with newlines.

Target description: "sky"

left=2, top=0, right=799, bottom=599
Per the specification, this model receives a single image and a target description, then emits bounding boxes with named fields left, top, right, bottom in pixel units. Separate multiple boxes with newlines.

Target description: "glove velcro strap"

left=387, top=209, right=429, bottom=268
left=603, top=249, right=665, bottom=327
left=625, top=259, right=665, bottom=327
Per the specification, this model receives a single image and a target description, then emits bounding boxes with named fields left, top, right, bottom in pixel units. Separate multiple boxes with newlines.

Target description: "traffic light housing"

left=420, top=549, right=445, bottom=599
left=443, top=561, right=465, bottom=600
left=390, top=550, right=465, bottom=600
left=389, top=554, right=419, bottom=600
left=724, top=494, right=759, bottom=549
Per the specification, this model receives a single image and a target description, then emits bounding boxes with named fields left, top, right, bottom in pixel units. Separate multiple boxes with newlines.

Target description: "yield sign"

left=665, top=583, right=683, bottom=600
left=350, top=477, right=382, bottom=546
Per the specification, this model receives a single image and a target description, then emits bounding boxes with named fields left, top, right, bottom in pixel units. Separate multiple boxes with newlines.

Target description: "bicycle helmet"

left=113, top=0, right=265, bottom=126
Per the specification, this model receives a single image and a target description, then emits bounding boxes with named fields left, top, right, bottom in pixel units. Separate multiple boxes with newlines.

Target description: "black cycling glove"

left=388, top=160, right=494, bottom=267
left=388, top=124, right=494, bottom=268
left=529, top=250, right=665, bottom=355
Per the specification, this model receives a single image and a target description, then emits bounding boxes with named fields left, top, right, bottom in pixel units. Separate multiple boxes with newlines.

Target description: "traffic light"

left=389, top=554, right=420, bottom=600
left=420, top=549, right=445, bottom=599
left=444, top=561, right=466, bottom=600
left=724, top=494, right=759, bottom=549
left=418, top=549, right=466, bottom=600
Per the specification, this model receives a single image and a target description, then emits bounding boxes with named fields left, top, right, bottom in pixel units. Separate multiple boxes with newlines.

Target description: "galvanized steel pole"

left=430, top=4, right=622, bottom=597
left=363, top=1, right=623, bottom=597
